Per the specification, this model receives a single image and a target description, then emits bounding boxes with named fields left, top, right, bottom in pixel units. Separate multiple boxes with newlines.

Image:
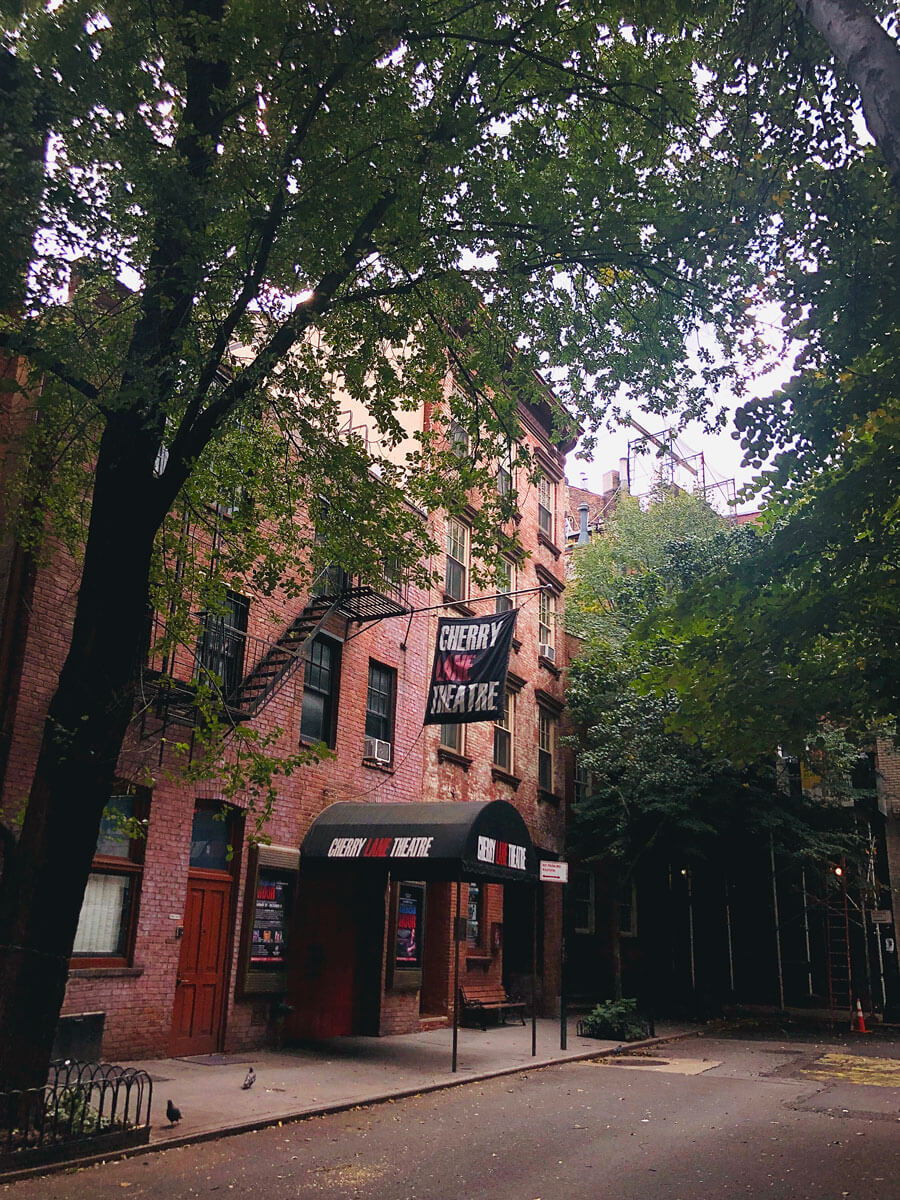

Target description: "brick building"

left=0, top=360, right=573, bottom=1060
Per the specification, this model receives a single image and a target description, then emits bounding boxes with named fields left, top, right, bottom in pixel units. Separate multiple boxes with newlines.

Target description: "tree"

left=0, top=0, right=799, bottom=1090
left=566, top=491, right=860, bottom=999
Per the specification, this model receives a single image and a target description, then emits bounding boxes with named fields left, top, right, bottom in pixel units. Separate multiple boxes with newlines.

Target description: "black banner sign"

left=424, top=609, right=517, bottom=725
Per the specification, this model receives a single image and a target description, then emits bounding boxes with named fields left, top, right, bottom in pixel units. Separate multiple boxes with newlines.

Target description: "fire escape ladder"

left=226, top=596, right=340, bottom=718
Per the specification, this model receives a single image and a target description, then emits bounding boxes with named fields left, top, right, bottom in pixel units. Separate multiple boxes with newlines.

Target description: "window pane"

left=495, top=560, right=513, bottom=613
left=539, top=591, right=554, bottom=647
left=190, top=807, right=230, bottom=870
left=440, top=723, right=462, bottom=752
left=302, top=636, right=339, bottom=746
left=493, top=726, right=511, bottom=771
left=366, top=662, right=394, bottom=742
left=73, top=873, right=131, bottom=956
left=96, top=795, right=136, bottom=857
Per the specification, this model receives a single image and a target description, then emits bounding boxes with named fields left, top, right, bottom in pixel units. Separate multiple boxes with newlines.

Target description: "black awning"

left=301, top=800, right=538, bottom=883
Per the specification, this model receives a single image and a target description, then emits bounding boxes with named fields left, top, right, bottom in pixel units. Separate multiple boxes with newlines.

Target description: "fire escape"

left=140, top=558, right=409, bottom=743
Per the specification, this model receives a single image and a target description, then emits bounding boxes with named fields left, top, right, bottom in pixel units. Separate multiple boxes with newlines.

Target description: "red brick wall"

left=1, top=384, right=571, bottom=1057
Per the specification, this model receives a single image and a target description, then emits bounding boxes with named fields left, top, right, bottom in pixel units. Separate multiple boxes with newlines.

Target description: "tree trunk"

left=796, top=0, right=900, bottom=196
left=0, top=414, right=163, bottom=1091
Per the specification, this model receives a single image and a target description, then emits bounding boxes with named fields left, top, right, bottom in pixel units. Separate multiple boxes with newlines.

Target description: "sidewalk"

left=127, top=1018, right=695, bottom=1151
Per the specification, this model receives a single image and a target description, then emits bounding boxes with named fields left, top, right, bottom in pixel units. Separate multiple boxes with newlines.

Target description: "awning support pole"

left=560, top=879, right=567, bottom=1051
left=452, top=878, right=462, bottom=1073
left=532, top=883, right=538, bottom=1057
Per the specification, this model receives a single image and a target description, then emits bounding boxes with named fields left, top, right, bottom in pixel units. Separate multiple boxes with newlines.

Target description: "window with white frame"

left=538, top=709, right=556, bottom=792
left=538, top=589, right=555, bottom=656
left=495, top=557, right=514, bottom=614
left=572, top=870, right=595, bottom=935
left=493, top=688, right=515, bottom=773
left=537, top=474, right=554, bottom=539
left=445, top=517, right=468, bottom=601
left=439, top=722, right=464, bottom=754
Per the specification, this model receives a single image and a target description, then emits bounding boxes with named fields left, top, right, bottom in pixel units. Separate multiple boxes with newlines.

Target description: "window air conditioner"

left=539, top=643, right=556, bottom=663
left=364, top=736, right=392, bottom=764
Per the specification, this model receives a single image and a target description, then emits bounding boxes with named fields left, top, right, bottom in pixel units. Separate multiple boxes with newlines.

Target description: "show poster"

left=394, top=884, right=424, bottom=970
left=250, top=873, right=291, bottom=965
left=423, top=610, right=517, bottom=725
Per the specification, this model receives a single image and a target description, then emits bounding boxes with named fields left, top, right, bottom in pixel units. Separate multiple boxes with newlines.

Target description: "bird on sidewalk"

left=166, top=1099, right=182, bottom=1126
left=242, top=1066, right=256, bottom=1090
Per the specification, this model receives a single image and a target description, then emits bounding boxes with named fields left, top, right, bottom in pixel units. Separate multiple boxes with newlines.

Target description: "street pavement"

left=2, top=1028, right=899, bottom=1198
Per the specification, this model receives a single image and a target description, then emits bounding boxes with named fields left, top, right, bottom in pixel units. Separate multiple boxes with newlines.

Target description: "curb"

left=0, top=1029, right=699, bottom=1184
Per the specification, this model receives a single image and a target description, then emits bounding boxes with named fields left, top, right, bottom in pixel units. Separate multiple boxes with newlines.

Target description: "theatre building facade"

left=0, top=368, right=572, bottom=1061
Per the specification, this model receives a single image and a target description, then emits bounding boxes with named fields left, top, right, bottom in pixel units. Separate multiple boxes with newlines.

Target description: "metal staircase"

left=141, top=561, right=410, bottom=737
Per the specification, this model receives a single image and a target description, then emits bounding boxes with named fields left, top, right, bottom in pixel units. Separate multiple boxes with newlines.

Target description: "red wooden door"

left=285, top=874, right=357, bottom=1039
left=169, top=874, right=232, bottom=1055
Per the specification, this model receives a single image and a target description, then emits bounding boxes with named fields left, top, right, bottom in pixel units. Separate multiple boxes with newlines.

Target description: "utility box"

left=51, top=1011, right=105, bottom=1063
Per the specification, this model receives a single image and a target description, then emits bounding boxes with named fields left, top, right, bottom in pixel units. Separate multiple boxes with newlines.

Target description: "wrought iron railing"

left=0, top=1061, right=152, bottom=1170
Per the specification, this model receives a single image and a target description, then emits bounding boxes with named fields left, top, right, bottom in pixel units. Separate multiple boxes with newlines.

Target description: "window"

left=495, top=558, right=514, bottom=614
left=538, top=589, right=555, bottom=655
left=572, top=870, right=595, bottom=935
left=197, top=590, right=249, bottom=696
left=448, top=417, right=470, bottom=458
left=497, top=462, right=512, bottom=498
left=300, top=635, right=341, bottom=747
left=365, top=660, right=396, bottom=749
left=537, top=474, right=554, bottom=539
left=73, top=792, right=147, bottom=965
left=538, top=710, right=556, bottom=792
left=445, top=517, right=468, bottom=602
left=493, top=689, right=514, bottom=773
left=466, top=881, right=484, bottom=948
left=440, top=722, right=464, bottom=754
left=190, top=802, right=235, bottom=871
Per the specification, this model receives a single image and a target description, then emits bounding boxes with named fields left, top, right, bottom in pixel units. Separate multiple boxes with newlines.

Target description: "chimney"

left=577, top=502, right=590, bottom=545
left=601, top=469, right=620, bottom=496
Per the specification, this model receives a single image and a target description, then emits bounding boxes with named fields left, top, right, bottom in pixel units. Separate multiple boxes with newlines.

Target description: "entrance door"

left=170, top=874, right=232, bottom=1055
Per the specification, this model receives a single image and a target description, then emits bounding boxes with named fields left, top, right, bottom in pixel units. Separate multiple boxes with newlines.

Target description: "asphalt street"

left=4, top=1033, right=899, bottom=1200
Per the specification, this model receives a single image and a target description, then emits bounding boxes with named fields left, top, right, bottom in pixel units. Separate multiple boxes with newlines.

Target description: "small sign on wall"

left=539, top=861, right=569, bottom=884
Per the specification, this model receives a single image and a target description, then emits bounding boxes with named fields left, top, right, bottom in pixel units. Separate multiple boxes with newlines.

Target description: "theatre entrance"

left=283, top=864, right=385, bottom=1040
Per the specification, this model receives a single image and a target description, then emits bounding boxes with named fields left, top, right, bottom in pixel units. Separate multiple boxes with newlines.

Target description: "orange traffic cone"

left=851, top=998, right=870, bottom=1034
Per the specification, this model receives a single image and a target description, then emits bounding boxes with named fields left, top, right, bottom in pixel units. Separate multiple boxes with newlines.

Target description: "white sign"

left=870, top=909, right=892, bottom=925
left=540, top=861, right=569, bottom=883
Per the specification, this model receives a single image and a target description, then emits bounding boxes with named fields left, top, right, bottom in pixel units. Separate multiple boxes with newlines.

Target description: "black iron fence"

left=0, top=1061, right=152, bottom=1171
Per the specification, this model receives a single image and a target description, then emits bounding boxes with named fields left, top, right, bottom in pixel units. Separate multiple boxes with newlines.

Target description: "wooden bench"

left=459, top=983, right=526, bottom=1030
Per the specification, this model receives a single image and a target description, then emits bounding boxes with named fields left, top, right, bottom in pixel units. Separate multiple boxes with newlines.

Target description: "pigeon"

left=241, top=1066, right=256, bottom=1090
left=166, top=1099, right=182, bottom=1125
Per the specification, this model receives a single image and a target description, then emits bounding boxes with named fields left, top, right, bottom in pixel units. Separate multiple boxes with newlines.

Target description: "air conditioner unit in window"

left=363, top=736, right=392, bottom=764
left=539, top=643, right=556, bottom=663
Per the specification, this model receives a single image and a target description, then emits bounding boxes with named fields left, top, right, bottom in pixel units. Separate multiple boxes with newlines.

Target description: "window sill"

left=465, top=954, right=492, bottom=968
left=538, top=788, right=561, bottom=806
left=538, top=653, right=562, bottom=678
left=442, top=595, right=475, bottom=616
left=437, top=746, right=472, bottom=771
left=538, top=531, right=562, bottom=559
left=491, top=766, right=521, bottom=790
left=511, top=637, right=522, bottom=653
left=68, top=965, right=145, bottom=979
left=362, top=758, right=394, bottom=774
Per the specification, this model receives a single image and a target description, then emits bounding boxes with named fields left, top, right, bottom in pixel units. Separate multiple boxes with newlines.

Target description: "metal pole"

left=800, top=868, right=814, bottom=998
left=451, top=879, right=462, bottom=1073
left=532, top=883, right=538, bottom=1057
left=560, top=880, right=567, bottom=1051
left=724, top=875, right=736, bottom=995
left=686, top=868, right=696, bottom=997
left=770, top=835, right=785, bottom=1010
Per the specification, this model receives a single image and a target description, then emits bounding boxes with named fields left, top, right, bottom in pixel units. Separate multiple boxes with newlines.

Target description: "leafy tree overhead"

left=566, top=491, right=853, bottom=883
left=0, top=0, right=896, bottom=1090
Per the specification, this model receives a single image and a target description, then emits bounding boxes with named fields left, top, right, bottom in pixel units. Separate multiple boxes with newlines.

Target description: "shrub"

left=579, top=998, right=650, bottom=1042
